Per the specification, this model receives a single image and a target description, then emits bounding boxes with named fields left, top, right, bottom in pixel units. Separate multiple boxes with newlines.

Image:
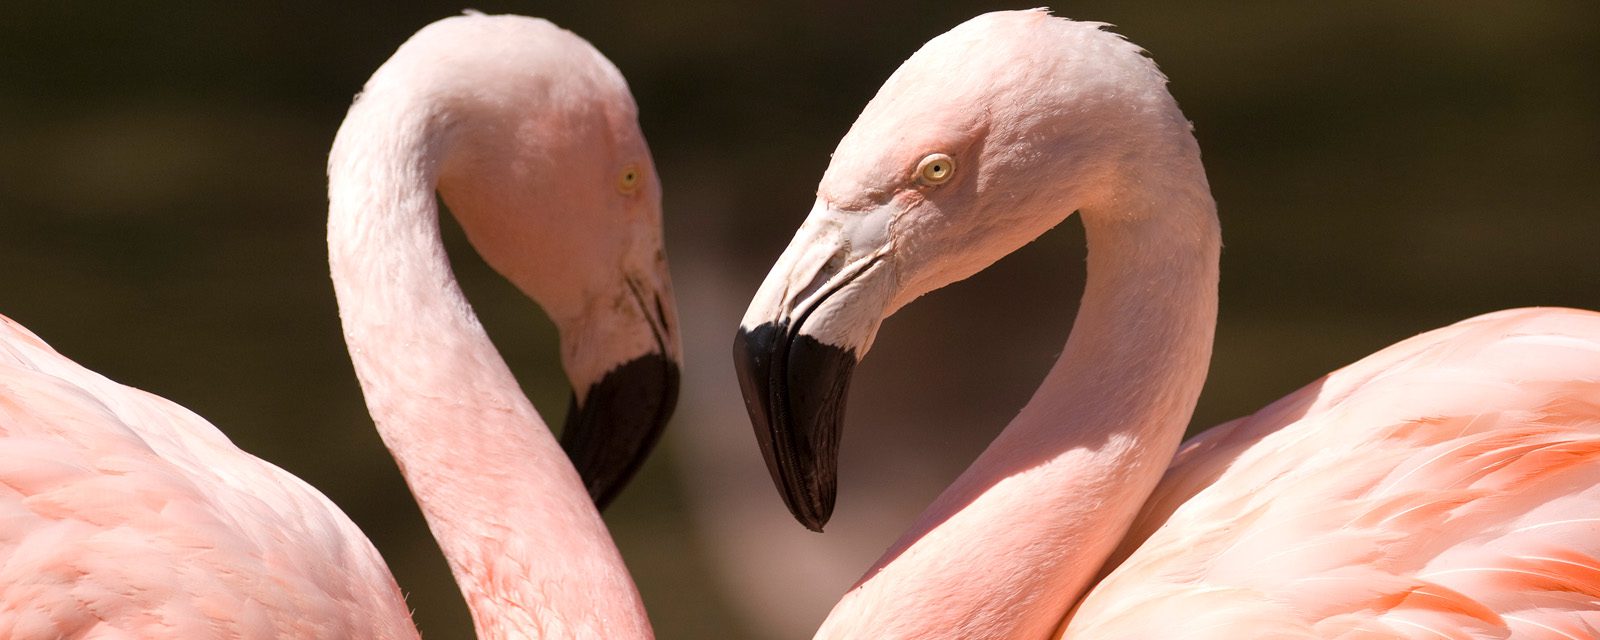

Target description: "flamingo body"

left=1071, top=307, right=1600, bottom=638
left=733, top=10, right=1600, bottom=638
left=0, top=315, right=418, bottom=639
left=1, top=12, right=676, bottom=639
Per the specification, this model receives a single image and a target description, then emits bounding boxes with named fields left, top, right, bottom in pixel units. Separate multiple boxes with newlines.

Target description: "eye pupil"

left=917, top=153, right=955, bottom=185
left=618, top=164, right=643, bottom=193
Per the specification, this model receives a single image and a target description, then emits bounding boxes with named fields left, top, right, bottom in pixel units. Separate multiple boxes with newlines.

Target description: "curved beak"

left=732, top=200, right=894, bottom=530
left=561, top=272, right=682, bottom=510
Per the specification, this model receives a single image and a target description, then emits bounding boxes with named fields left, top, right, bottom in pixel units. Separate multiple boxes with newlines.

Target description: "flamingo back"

left=0, top=314, right=419, bottom=640
left=1065, top=308, right=1600, bottom=639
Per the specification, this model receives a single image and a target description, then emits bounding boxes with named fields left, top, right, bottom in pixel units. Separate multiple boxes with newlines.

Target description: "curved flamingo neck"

left=326, top=95, right=651, bottom=639
left=822, top=144, right=1220, bottom=638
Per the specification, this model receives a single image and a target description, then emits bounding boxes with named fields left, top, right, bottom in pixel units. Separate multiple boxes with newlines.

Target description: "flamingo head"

left=733, top=10, right=1188, bottom=529
left=370, top=14, right=683, bottom=509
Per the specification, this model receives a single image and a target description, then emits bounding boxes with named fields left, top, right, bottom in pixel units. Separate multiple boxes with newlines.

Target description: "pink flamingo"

left=0, top=13, right=676, bottom=639
left=733, top=10, right=1600, bottom=638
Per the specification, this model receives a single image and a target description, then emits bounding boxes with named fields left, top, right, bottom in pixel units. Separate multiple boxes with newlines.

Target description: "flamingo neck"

left=823, top=149, right=1219, bottom=639
left=326, top=97, right=651, bottom=639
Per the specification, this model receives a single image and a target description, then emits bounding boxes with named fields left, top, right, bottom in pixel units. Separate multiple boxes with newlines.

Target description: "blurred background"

left=2, top=2, right=1596, bottom=638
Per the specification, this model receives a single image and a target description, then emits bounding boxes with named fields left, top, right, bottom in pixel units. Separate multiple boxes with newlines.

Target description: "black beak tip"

left=561, top=353, right=681, bottom=510
left=796, top=501, right=831, bottom=533
left=733, top=322, right=854, bottom=532
left=732, top=323, right=783, bottom=464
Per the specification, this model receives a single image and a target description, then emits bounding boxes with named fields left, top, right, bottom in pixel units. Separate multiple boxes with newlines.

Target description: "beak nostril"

left=559, top=273, right=680, bottom=508
left=623, top=276, right=669, bottom=355
left=734, top=255, right=883, bottom=531
left=653, top=294, right=669, bottom=334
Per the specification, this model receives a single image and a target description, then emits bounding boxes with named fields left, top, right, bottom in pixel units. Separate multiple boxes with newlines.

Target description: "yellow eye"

left=617, top=164, right=642, bottom=193
left=916, top=153, right=955, bottom=185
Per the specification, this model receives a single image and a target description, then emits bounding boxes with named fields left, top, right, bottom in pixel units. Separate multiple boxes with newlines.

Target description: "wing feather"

left=1064, top=308, right=1600, bottom=638
left=0, top=315, right=419, bottom=639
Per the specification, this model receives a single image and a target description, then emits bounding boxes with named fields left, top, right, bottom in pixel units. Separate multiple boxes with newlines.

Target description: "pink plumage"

left=733, top=9, right=1600, bottom=639
left=1072, top=308, right=1600, bottom=638
left=2, top=11, right=676, bottom=639
left=0, top=314, right=418, bottom=639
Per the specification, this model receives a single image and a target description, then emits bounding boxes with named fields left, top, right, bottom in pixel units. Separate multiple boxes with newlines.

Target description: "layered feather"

left=1065, top=308, right=1600, bottom=638
left=0, top=315, right=418, bottom=640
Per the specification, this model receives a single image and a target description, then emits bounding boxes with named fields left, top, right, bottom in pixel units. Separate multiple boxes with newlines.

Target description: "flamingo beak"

left=732, top=319, right=857, bottom=531
left=733, top=200, right=894, bottom=531
left=561, top=274, right=682, bottom=511
left=562, top=354, right=680, bottom=510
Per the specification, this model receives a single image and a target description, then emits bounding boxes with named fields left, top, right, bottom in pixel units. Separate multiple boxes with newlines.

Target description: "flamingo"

left=733, top=9, right=1600, bottom=638
left=0, top=13, right=677, bottom=639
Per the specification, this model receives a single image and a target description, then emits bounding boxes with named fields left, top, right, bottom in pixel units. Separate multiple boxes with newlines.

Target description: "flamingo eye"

left=916, top=153, right=955, bottom=185
left=617, top=164, right=642, bottom=194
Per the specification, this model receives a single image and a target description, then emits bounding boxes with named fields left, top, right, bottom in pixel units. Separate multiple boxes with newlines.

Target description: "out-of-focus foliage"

left=2, top=3, right=1595, bottom=638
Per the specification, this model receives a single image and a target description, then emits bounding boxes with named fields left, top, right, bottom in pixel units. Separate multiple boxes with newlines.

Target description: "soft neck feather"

left=327, top=91, right=651, bottom=639
left=821, top=139, right=1220, bottom=638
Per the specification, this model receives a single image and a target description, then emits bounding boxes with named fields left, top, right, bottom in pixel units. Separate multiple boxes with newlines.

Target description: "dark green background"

left=3, top=2, right=1596, bottom=638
